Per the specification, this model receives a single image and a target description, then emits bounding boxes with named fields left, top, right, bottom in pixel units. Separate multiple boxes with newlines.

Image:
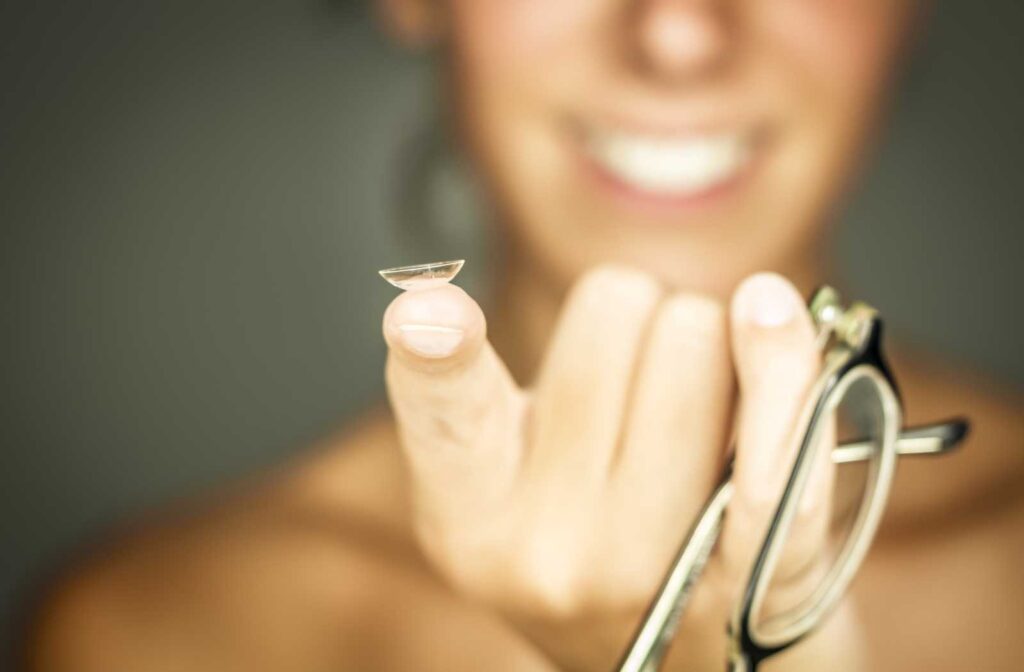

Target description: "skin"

left=23, top=1, right=1024, bottom=671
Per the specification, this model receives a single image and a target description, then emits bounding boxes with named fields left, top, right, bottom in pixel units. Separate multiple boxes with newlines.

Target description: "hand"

left=383, top=266, right=854, bottom=670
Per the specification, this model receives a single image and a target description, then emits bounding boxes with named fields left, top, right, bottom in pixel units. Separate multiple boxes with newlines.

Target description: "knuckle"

left=721, top=487, right=829, bottom=594
left=772, top=532, right=822, bottom=587
left=513, top=580, right=581, bottom=619
left=413, top=515, right=496, bottom=593
left=754, top=330, right=818, bottom=366
left=412, top=509, right=595, bottom=620
left=734, top=473, right=786, bottom=518
left=716, top=485, right=779, bottom=580
left=505, top=542, right=586, bottom=618
left=593, top=550, right=663, bottom=610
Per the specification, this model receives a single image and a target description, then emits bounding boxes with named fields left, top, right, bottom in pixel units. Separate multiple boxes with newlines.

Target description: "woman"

left=25, top=1, right=1024, bottom=670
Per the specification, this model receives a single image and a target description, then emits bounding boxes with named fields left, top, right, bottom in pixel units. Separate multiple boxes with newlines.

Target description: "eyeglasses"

left=616, top=286, right=969, bottom=672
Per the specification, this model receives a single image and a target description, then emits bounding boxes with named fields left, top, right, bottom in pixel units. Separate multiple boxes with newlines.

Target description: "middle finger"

left=607, top=291, right=734, bottom=581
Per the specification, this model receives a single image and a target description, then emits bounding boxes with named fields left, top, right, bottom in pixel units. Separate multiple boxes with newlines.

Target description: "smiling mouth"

left=582, top=126, right=754, bottom=200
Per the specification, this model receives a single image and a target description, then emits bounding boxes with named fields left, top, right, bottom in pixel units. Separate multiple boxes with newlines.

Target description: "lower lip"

left=578, top=144, right=758, bottom=216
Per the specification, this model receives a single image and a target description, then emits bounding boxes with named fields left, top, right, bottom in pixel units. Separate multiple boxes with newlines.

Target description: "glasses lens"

left=750, top=366, right=897, bottom=646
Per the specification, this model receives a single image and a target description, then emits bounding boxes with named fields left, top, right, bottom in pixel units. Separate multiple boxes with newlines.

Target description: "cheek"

left=446, top=0, right=599, bottom=243
left=755, top=0, right=907, bottom=108
left=449, top=0, right=593, bottom=86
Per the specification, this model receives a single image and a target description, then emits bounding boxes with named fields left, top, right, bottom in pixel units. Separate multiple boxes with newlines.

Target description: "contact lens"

left=378, top=259, right=465, bottom=291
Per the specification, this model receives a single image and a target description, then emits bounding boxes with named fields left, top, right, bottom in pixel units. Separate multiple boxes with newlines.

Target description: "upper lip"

left=574, top=92, right=763, bottom=138
left=576, top=115, right=761, bottom=145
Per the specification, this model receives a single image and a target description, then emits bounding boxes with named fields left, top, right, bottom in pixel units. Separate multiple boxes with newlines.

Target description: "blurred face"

left=407, top=0, right=917, bottom=295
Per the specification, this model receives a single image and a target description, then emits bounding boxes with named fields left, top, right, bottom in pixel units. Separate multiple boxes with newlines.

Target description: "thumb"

left=383, top=284, right=525, bottom=526
left=720, top=274, right=831, bottom=604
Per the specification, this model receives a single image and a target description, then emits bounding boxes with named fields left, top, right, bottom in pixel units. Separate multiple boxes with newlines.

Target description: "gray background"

left=2, top=0, right=1022, bottom=660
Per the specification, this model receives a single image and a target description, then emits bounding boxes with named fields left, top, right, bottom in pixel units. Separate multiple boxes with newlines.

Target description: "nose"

left=631, top=0, right=729, bottom=80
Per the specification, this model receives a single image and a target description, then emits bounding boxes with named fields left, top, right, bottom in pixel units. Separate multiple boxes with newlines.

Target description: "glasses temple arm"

left=832, top=418, right=970, bottom=465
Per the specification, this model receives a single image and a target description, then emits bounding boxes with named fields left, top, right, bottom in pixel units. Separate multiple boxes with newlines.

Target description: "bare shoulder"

left=858, top=350, right=1024, bottom=670
left=23, top=407, right=553, bottom=672
left=280, top=405, right=416, bottom=545
left=884, top=346, right=1024, bottom=527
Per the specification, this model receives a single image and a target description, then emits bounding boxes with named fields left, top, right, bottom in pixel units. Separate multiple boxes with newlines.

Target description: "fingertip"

left=730, top=274, right=819, bottom=480
left=656, top=291, right=726, bottom=338
left=383, top=284, right=486, bottom=364
left=730, top=273, right=817, bottom=373
left=571, top=264, right=663, bottom=310
left=731, top=272, right=805, bottom=330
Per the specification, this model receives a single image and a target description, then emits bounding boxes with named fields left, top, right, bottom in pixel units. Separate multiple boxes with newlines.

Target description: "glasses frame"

left=616, top=288, right=970, bottom=672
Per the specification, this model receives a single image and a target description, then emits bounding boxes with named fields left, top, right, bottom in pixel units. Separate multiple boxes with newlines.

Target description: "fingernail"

left=736, top=273, right=799, bottom=328
left=398, top=324, right=464, bottom=358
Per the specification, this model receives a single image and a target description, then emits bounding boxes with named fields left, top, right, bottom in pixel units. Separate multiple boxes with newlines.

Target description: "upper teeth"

left=586, top=130, right=750, bottom=196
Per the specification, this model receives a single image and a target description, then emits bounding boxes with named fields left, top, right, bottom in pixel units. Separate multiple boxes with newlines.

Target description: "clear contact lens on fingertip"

left=378, top=259, right=465, bottom=291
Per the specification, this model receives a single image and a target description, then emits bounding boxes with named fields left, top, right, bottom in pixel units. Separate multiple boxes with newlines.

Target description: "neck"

left=488, top=245, right=565, bottom=386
